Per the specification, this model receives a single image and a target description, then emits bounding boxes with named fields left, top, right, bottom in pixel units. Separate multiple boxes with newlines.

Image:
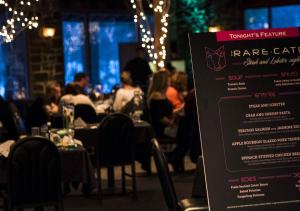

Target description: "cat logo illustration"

left=205, top=46, right=226, bottom=71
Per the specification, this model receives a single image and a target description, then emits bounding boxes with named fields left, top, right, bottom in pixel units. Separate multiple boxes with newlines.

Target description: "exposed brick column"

left=27, top=2, right=64, bottom=97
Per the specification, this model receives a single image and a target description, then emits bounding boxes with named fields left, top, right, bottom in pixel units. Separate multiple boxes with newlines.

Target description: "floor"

left=1, top=157, right=197, bottom=211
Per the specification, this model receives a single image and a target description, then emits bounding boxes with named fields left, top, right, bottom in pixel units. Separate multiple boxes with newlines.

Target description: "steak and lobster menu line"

left=219, top=93, right=300, bottom=172
left=190, top=28, right=300, bottom=211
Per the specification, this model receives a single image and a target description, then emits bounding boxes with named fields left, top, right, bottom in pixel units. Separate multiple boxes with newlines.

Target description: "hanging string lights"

left=0, top=0, right=39, bottom=43
left=130, top=0, right=170, bottom=68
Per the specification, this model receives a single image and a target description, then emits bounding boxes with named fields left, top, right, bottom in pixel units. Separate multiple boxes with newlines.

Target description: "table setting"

left=0, top=105, right=97, bottom=192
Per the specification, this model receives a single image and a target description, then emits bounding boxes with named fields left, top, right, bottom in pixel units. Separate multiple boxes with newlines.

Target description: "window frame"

left=244, top=4, right=300, bottom=30
left=62, top=12, right=138, bottom=92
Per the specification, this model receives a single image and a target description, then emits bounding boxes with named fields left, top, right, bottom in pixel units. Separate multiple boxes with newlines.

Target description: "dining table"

left=0, top=145, right=96, bottom=194
left=59, top=146, right=96, bottom=190
left=74, top=120, right=155, bottom=187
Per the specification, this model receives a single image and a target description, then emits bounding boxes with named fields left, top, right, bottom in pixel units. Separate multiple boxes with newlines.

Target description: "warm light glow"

left=42, top=27, right=56, bottom=38
left=131, top=0, right=170, bottom=67
left=208, top=26, right=221, bottom=32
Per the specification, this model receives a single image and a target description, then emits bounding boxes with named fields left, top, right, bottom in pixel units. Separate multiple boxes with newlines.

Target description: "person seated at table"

left=59, top=83, right=96, bottom=113
left=27, top=96, right=50, bottom=129
left=45, top=81, right=62, bottom=114
left=170, top=87, right=200, bottom=173
left=166, top=71, right=188, bottom=111
left=113, top=71, right=143, bottom=112
left=0, top=96, right=19, bottom=141
left=147, top=71, right=175, bottom=138
left=73, top=72, right=90, bottom=95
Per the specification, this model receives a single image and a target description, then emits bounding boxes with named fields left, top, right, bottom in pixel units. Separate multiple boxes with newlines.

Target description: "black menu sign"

left=189, top=28, right=300, bottom=211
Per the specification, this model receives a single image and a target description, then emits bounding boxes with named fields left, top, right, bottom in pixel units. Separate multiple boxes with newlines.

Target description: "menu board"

left=189, top=28, right=300, bottom=211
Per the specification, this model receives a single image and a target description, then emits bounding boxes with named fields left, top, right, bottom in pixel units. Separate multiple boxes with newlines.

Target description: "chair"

left=157, top=137, right=177, bottom=153
left=0, top=184, right=6, bottom=209
left=152, top=139, right=208, bottom=211
left=5, top=136, right=63, bottom=211
left=0, top=98, right=20, bottom=141
left=75, top=104, right=97, bottom=123
left=96, top=113, right=137, bottom=201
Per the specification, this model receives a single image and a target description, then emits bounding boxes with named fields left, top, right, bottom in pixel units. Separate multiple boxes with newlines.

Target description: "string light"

left=0, top=0, right=39, bottom=43
left=131, top=0, right=170, bottom=68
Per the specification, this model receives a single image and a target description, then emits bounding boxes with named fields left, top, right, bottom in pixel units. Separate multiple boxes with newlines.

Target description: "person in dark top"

left=150, top=99, right=173, bottom=138
left=74, top=72, right=90, bottom=94
left=0, top=96, right=20, bottom=141
left=170, top=88, right=201, bottom=172
left=147, top=71, right=174, bottom=138
left=27, top=97, right=49, bottom=129
left=45, top=80, right=62, bottom=114
left=165, top=62, right=176, bottom=74
left=124, top=47, right=152, bottom=92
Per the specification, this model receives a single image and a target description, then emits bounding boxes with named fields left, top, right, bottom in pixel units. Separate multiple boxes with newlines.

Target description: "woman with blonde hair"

left=113, top=71, right=143, bottom=112
left=147, top=71, right=175, bottom=138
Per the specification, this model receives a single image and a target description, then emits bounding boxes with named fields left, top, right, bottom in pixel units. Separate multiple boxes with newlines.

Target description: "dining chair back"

left=75, top=104, right=97, bottom=123
left=96, top=113, right=136, bottom=201
left=98, top=113, right=135, bottom=166
left=152, top=139, right=209, bottom=211
left=7, top=136, right=63, bottom=211
left=152, top=139, right=178, bottom=211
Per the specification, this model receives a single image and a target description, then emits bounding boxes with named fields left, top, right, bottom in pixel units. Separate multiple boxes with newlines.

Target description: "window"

left=62, top=15, right=137, bottom=93
left=245, top=4, right=300, bottom=29
left=272, top=5, right=300, bottom=28
left=245, top=8, right=269, bottom=30
left=62, top=21, right=86, bottom=84
left=89, top=21, right=137, bottom=93
left=0, top=34, right=28, bottom=98
left=0, top=44, right=6, bottom=97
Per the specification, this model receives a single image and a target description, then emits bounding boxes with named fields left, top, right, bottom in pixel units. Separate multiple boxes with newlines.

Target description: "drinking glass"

left=62, top=104, right=75, bottom=129
left=31, top=127, right=40, bottom=136
left=132, top=110, right=143, bottom=123
left=67, top=128, right=76, bottom=146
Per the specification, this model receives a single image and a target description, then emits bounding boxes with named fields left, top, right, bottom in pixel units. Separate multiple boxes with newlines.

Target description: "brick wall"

left=27, top=20, right=64, bottom=97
